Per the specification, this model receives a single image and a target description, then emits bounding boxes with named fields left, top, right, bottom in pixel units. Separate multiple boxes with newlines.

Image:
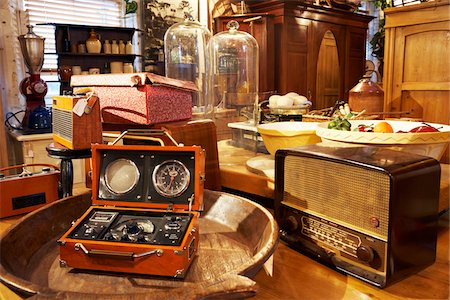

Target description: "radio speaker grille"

left=284, top=156, right=390, bottom=238
left=53, top=108, right=73, bottom=141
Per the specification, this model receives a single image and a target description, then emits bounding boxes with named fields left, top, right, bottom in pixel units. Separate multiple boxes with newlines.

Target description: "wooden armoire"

left=215, top=0, right=373, bottom=109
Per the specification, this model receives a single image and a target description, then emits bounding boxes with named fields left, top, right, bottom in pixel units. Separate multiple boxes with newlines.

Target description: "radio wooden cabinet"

left=233, top=1, right=373, bottom=109
left=383, top=1, right=450, bottom=125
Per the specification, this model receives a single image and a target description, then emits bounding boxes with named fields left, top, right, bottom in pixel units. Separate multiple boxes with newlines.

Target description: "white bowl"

left=257, top=122, right=322, bottom=155
left=315, top=120, right=450, bottom=160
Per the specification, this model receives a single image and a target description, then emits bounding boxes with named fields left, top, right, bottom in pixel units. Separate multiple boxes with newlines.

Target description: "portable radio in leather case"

left=275, top=144, right=441, bottom=288
left=58, top=144, right=206, bottom=278
left=0, top=164, right=60, bottom=218
left=52, top=95, right=102, bottom=149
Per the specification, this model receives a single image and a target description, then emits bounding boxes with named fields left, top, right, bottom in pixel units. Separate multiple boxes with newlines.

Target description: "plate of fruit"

left=315, top=119, right=450, bottom=160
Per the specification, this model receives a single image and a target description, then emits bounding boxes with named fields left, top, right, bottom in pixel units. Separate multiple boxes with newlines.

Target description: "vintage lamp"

left=18, top=25, right=50, bottom=131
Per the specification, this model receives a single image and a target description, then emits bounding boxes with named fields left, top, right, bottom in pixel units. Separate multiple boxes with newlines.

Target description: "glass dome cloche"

left=207, top=20, right=259, bottom=123
left=164, top=15, right=212, bottom=118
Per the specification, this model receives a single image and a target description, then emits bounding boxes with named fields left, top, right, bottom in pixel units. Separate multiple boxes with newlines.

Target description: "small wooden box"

left=58, top=144, right=205, bottom=278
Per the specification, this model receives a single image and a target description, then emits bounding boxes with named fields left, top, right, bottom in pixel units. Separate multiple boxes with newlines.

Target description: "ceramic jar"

left=125, top=40, right=133, bottom=54
left=348, top=76, right=384, bottom=113
left=111, top=40, right=119, bottom=54
left=77, top=43, right=86, bottom=53
left=123, top=63, right=133, bottom=73
left=119, top=40, right=126, bottom=54
left=103, top=40, right=111, bottom=54
left=110, top=61, right=123, bottom=73
left=86, top=29, right=101, bottom=54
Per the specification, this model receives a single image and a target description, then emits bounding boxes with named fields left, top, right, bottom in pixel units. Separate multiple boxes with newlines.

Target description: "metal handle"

left=105, top=129, right=180, bottom=147
left=74, top=243, right=163, bottom=261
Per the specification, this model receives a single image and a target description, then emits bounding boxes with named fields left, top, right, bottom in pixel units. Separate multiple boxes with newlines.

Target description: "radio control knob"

left=284, top=216, right=299, bottom=232
left=356, top=245, right=375, bottom=263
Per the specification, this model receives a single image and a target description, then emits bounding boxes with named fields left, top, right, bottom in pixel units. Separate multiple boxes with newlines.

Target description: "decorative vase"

left=86, top=29, right=101, bottom=54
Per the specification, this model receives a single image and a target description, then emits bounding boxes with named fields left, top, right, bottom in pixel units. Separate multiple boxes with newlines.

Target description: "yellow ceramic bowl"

left=315, top=120, right=450, bottom=160
left=257, top=122, right=322, bottom=155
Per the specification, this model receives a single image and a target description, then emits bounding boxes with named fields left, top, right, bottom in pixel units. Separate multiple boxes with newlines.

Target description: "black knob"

left=284, top=215, right=299, bottom=232
left=356, top=245, right=375, bottom=263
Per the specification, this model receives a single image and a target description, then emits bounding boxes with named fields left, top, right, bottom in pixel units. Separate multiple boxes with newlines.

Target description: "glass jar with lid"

left=164, top=16, right=211, bottom=118
left=207, top=20, right=259, bottom=124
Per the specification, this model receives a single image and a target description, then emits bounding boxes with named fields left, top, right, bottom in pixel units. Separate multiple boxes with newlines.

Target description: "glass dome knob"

left=185, top=14, right=194, bottom=22
left=226, top=20, right=240, bottom=31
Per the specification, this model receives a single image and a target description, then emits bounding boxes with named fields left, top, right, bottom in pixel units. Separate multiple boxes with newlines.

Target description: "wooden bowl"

left=0, top=190, right=278, bottom=299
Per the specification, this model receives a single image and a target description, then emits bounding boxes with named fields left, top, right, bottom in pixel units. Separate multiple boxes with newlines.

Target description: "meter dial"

left=105, top=158, right=140, bottom=194
left=152, top=160, right=190, bottom=197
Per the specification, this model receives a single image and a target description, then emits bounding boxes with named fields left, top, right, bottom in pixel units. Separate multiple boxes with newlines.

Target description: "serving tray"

left=0, top=190, right=278, bottom=299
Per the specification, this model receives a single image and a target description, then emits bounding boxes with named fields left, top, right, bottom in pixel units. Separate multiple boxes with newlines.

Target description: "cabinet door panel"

left=279, top=18, right=309, bottom=95
left=403, top=29, right=450, bottom=83
left=387, top=21, right=450, bottom=122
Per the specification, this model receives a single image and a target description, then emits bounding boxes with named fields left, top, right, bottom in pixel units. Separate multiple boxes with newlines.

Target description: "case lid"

left=71, top=72, right=198, bottom=92
left=91, top=143, right=205, bottom=212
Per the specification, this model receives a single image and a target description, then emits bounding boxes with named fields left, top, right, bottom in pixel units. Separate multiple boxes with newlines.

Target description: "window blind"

left=22, top=0, right=123, bottom=71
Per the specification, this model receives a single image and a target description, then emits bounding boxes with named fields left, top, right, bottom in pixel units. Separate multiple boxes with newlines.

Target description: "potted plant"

left=369, top=0, right=392, bottom=76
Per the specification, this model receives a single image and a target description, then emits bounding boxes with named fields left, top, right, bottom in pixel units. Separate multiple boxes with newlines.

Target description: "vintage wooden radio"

left=58, top=143, right=205, bottom=278
left=275, top=144, right=441, bottom=288
left=52, top=94, right=102, bottom=149
left=0, top=164, right=60, bottom=218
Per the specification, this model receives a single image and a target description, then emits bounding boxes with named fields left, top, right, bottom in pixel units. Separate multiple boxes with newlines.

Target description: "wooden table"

left=1, top=142, right=449, bottom=299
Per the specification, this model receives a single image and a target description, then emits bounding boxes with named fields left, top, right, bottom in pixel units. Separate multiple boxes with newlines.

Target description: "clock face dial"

left=104, top=158, right=140, bottom=194
left=152, top=160, right=190, bottom=198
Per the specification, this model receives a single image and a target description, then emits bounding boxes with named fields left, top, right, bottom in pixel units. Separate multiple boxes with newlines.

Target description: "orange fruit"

left=373, top=121, right=394, bottom=133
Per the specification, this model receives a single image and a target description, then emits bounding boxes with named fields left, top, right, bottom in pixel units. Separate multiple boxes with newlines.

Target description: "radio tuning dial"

left=356, top=245, right=375, bottom=263
left=284, top=216, right=299, bottom=232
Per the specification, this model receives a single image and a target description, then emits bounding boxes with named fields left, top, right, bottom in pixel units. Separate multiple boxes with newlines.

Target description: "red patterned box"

left=71, top=73, right=197, bottom=125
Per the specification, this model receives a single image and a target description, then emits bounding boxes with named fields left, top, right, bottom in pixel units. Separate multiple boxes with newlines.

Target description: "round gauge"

left=152, top=160, right=190, bottom=198
left=105, top=158, right=140, bottom=194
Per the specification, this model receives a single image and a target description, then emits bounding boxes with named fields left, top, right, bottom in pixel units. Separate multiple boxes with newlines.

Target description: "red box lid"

left=71, top=72, right=198, bottom=92
left=91, top=144, right=205, bottom=212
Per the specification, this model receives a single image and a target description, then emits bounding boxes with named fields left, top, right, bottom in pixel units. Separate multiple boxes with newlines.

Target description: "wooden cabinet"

left=383, top=1, right=450, bottom=125
left=214, top=14, right=275, bottom=95
left=44, top=24, right=138, bottom=93
left=238, top=1, right=373, bottom=109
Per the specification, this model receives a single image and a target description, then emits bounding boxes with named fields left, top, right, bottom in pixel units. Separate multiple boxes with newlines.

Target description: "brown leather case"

left=58, top=144, right=205, bottom=278
left=102, top=119, right=221, bottom=191
left=0, top=164, right=60, bottom=218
